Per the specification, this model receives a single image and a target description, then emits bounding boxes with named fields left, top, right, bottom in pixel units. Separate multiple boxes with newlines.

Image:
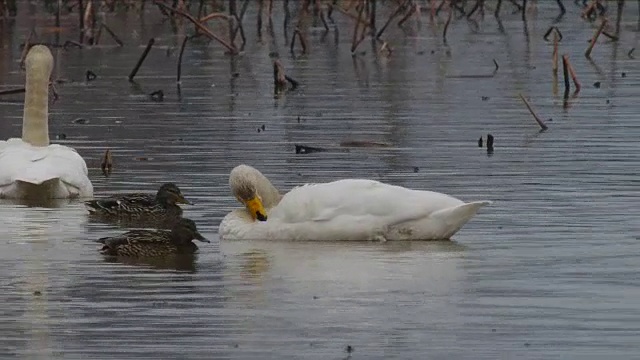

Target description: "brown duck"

left=97, top=218, right=209, bottom=258
left=85, top=183, right=190, bottom=225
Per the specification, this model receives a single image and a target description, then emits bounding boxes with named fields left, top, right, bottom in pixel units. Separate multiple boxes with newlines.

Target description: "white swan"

left=0, top=45, right=93, bottom=200
left=218, top=164, right=491, bottom=241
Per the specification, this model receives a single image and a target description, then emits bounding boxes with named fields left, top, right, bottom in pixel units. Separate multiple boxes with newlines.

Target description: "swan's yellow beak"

left=245, top=196, right=267, bottom=222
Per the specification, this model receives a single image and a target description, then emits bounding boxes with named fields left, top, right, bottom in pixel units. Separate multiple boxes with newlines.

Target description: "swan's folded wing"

left=273, top=179, right=441, bottom=224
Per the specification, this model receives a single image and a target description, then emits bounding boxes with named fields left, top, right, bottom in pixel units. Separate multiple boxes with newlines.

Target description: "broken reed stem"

left=230, top=0, right=249, bottom=42
left=585, top=19, right=607, bottom=58
left=154, top=1, right=238, bottom=54
left=369, top=0, right=376, bottom=33
left=128, top=38, right=155, bottom=82
left=290, top=0, right=310, bottom=54
left=200, top=12, right=229, bottom=22
left=552, top=32, right=559, bottom=76
left=176, top=35, right=189, bottom=83
left=19, top=29, right=36, bottom=70
left=272, top=59, right=299, bottom=94
left=351, top=2, right=365, bottom=53
left=376, top=0, right=406, bottom=39
left=100, top=23, right=124, bottom=46
left=443, top=5, right=453, bottom=44
left=565, top=55, right=581, bottom=93
left=78, top=0, right=84, bottom=43
left=397, top=2, right=417, bottom=27
left=0, top=82, right=57, bottom=97
left=519, top=94, right=548, bottom=131
left=83, top=0, right=95, bottom=44
left=333, top=4, right=372, bottom=29
left=273, top=59, right=287, bottom=93
left=561, top=54, right=570, bottom=99
left=94, top=24, right=102, bottom=44
left=291, top=28, right=308, bottom=54
left=257, top=0, right=263, bottom=40
left=101, top=149, right=113, bottom=177
left=0, top=87, right=26, bottom=96
left=318, top=4, right=330, bottom=32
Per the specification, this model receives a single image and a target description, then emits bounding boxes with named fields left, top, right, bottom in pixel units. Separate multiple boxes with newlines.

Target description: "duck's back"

left=98, top=230, right=198, bottom=257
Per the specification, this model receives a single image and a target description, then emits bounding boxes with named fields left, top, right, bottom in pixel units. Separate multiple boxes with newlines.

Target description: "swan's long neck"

left=255, top=173, right=282, bottom=209
left=22, top=46, right=53, bottom=147
left=230, top=164, right=283, bottom=208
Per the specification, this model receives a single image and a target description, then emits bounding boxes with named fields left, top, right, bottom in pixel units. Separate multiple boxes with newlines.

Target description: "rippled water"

left=0, top=1, right=639, bottom=359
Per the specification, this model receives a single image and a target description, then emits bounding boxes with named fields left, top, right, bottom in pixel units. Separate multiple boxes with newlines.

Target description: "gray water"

left=0, top=1, right=639, bottom=359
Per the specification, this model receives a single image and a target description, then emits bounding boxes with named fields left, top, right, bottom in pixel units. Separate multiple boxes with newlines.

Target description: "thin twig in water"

left=565, top=55, right=581, bottom=94
left=176, top=35, right=189, bottom=83
left=561, top=54, right=570, bottom=101
left=519, top=94, right=548, bottom=131
left=585, top=19, right=607, bottom=58
left=376, top=0, right=407, bottom=39
left=19, top=29, right=36, bottom=70
left=154, top=1, right=238, bottom=54
left=101, top=149, right=113, bottom=177
left=443, top=4, right=452, bottom=44
left=128, top=38, right=155, bottom=82
left=351, top=2, right=365, bottom=53
left=100, top=23, right=124, bottom=46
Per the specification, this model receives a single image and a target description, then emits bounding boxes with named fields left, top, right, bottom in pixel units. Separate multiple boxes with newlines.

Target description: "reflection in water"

left=239, top=250, right=271, bottom=282
left=101, top=254, right=199, bottom=273
left=0, top=1, right=638, bottom=358
left=18, top=211, right=54, bottom=359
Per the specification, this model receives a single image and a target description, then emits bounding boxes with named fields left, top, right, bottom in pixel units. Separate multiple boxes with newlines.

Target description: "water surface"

left=0, top=2, right=639, bottom=359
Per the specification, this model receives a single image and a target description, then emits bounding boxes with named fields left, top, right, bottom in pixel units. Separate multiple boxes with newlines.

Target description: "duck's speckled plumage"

left=97, top=218, right=209, bottom=258
left=85, top=183, right=188, bottom=222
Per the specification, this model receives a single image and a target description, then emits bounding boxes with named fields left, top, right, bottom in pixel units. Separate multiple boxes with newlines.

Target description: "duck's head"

left=156, top=183, right=190, bottom=206
left=171, top=218, right=209, bottom=244
left=230, top=165, right=268, bottom=222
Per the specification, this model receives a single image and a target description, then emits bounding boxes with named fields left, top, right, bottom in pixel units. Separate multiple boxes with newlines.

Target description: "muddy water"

left=0, top=2, right=639, bottom=359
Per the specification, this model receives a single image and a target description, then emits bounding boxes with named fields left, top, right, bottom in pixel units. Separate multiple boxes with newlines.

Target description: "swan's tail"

left=13, top=175, right=69, bottom=199
left=431, top=200, right=492, bottom=238
left=15, top=174, right=59, bottom=185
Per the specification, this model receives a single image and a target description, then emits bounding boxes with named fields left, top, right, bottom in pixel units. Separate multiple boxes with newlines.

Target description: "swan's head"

left=25, top=45, right=54, bottom=79
left=156, top=183, right=190, bottom=206
left=230, top=165, right=268, bottom=222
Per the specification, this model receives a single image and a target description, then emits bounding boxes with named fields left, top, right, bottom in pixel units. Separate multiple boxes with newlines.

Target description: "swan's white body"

left=0, top=139, right=92, bottom=199
left=0, top=45, right=93, bottom=200
left=218, top=165, right=491, bottom=242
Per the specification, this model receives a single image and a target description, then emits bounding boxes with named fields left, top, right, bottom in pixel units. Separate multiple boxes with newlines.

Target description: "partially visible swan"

left=218, top=164, right=491, bottom=242
left=0, top=45, right=93, bottom=200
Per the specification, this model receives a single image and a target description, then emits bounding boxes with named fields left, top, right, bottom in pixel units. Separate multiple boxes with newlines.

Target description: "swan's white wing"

left=0, top=139, right=93, bottom=198
left=269, top=179, right=464, bottom=226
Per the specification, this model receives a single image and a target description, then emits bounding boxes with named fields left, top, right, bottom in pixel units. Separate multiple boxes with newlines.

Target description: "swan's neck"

left=22, top=63, right=50, bottom=147
left=256, top=176, right=282, bottom=209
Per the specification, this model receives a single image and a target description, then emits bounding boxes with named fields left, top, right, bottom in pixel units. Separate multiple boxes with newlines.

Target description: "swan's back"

left=270, top=179, right=463, bottom=224
left=0, top=139, right=92, bottom=199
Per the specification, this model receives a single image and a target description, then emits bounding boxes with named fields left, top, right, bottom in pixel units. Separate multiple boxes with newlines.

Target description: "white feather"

left=0, top=45, right=94, bottom=200
left=219, top=166, right=491, bottom=242
left=0, top=138, right=93, bottom=199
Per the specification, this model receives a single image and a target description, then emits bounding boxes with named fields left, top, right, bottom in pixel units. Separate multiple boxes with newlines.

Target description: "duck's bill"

left=245, top=196, right=268, bottom=222
left=176, top=194, right=191, bottom=205
left=195, top=232, right=210, bottom=243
